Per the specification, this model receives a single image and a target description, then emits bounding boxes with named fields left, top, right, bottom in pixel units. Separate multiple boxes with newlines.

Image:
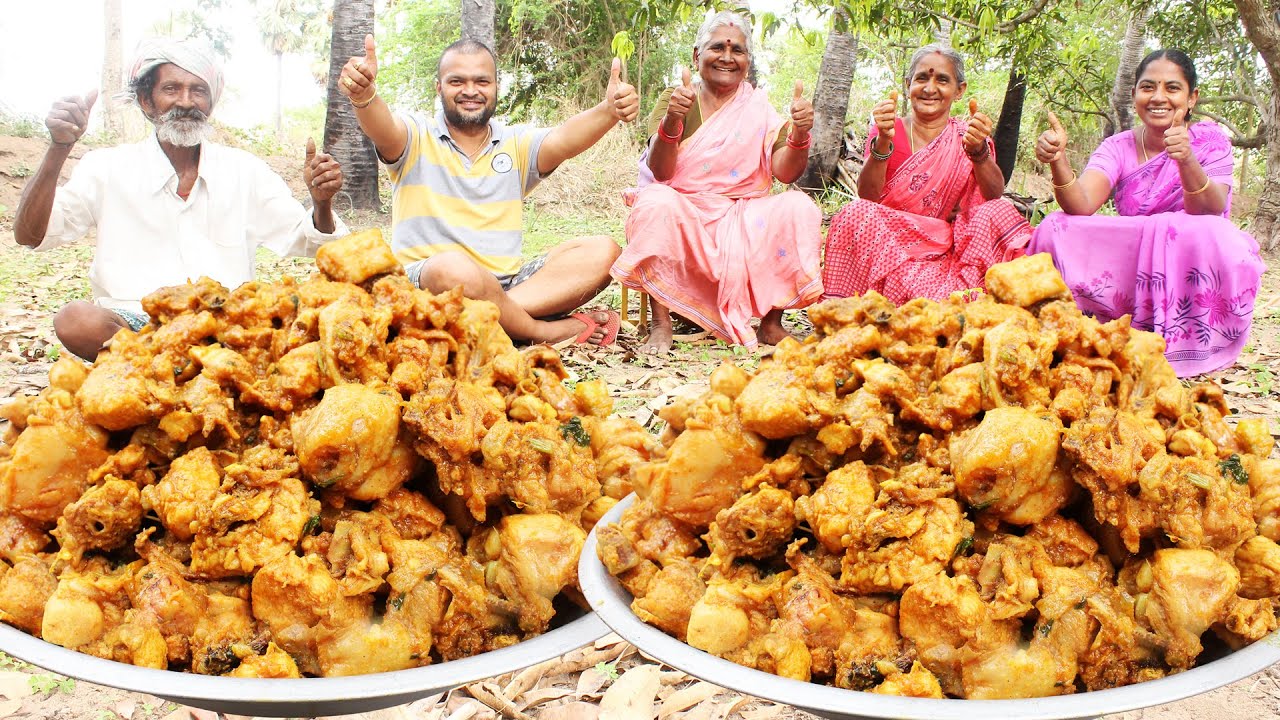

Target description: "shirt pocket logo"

left=491, top=153, right=513, bottom=173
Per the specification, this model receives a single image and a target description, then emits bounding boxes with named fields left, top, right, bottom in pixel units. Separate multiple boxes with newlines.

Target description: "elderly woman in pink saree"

left=1028, top=50, right=1264, bottom=377
left=821, top=45, right=1031, bottom=304
left=610, top=11, right=822, bottom=354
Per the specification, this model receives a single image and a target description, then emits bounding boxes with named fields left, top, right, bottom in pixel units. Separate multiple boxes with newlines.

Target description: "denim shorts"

left=404, top=253, right=549, bottom=291
left=112, top=308, right=150, bottom=331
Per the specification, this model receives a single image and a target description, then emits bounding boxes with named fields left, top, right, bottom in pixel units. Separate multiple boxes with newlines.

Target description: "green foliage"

left=377, top=0, right=459, bottom=110
left=0, top=113, right=44, bottom=138
left=149, top=0, right=235, bottom=57
left=0, top=651, right=30, bottom=671
left=594, top=660, right=620, bottom=680
left=28, top=673, right=75, bottom=695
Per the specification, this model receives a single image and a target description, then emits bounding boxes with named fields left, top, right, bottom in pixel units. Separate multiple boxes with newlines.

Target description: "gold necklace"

left=464, top=125, right=493, bottom=163
left=1139, top=126, right=1150, bottom=164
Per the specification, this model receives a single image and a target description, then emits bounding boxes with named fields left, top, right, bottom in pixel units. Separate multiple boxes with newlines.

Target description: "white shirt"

left=38, top=135, right=347, bottom=313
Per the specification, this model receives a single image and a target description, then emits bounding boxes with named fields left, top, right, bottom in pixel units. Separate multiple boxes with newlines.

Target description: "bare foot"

left=641, top=304, right=674, bottom=354
left=757, top=309, right=796, bottom=346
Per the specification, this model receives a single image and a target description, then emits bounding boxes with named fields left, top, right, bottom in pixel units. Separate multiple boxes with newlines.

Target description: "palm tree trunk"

left=799, top=20, right=857, bottom=191
left=1236, top=0, right=1280, bottom=250
left=994, top=65, right=1026, bottom=184
left=461, top=0, right=496, bottom=50
left=324, top=0, right=380, bottom=211
left=1108, top=4, right=1152, bottom=137
left=101, top=0, right=124, bottom=137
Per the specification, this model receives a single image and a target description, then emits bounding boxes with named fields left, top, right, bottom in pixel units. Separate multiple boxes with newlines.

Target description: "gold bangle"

left=1052, top=171, right=1077, bottom=190
left=1183, top=176, right=1213, bottom=195
left=350, top=93, right=377, bottom=109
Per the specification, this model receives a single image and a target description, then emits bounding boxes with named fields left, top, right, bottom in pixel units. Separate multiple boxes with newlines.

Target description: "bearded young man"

left=339, top=36, right=639, bottom=346
left=14, top=39, right=348, bottom=361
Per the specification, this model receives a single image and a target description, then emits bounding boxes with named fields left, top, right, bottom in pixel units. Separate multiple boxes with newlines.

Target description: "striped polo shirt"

left=386, top=111, right=549, bottom=276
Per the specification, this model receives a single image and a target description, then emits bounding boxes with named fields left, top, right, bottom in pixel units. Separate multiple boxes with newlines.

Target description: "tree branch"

left=1198, top=94, right=1258, bottom=106
left=996, top=0, right=1053, bottom=31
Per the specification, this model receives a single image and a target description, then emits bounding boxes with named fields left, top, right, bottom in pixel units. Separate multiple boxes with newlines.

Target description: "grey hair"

left=905, top=44, right=966, bottom=86
left=694, top=11, right=753, bottom=57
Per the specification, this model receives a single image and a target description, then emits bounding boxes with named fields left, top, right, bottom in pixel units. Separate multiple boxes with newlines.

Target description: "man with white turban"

left=14, top=38, right=348, bottom=361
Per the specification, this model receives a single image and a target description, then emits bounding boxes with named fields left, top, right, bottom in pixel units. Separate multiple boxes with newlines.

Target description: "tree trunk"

left=461, top=0, right=496, bottom=50
left=274, top=51, right=284, bottom=140
left=798, top=19, right=857, bottom=191
left=324, top=0, right=380, bottom=211
left=101, top=0, right=124, bottom=137
left=994, top=66, right=1026, bottom=184
left=1107, top=4, right=1152, bottom=137
left=1236, top=0, right=1280, bottom=250
left=932, top=19, right=953, bottom=47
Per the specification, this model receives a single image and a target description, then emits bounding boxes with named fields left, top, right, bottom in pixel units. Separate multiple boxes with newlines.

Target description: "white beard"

left=154, top=111, right=211, bottom=147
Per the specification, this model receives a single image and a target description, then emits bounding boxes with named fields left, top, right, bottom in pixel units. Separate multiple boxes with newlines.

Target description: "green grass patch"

left=521, top=209, right=623, bottom=259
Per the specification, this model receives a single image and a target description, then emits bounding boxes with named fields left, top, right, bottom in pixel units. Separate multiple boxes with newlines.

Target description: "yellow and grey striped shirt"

left=386, top=111, right=549, bottom=277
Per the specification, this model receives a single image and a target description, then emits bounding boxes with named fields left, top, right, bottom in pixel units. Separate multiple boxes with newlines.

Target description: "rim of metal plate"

left=580, top=494, right=1280, bottom=720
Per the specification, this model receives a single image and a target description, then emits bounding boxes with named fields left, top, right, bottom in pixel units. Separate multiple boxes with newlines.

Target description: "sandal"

left=570, top=309, right=621, bottom=346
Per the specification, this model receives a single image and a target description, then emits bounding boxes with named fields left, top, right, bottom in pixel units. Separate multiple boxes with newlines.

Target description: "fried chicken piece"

left=52, top=478, right=143, bottom=564
left=76, top=354, right=169, bottom=431
left=706, top=485, right=795, bottom=568
left=636, top=393, right=766, bottom=530
left=1234, top=535, right=1280, bottom=599
left=1247, top=457, right=1280, bottom=542
left=479, top=419, right=600, bottom=520
left=372, top=488, right=446, bottom=541
left=41, top=561, right=135, bottom=650
left=189, top=447, right=319, bottom=578
left=229, top=642, right=302, bottom=678
left=958, top=619, right=1065, bottom=699
left=1216, top=596, right=1279, bottom=648
left=631, top=559, right=704, bottom=641
left=326, top=511, right=394, bottom=597
left=141, top=277, right=230, bottom=324
left=316, top=228, right=401, bottom=284
left=984, top=252, right=1071, bottom=307
left=686, top=566, right=789, bottom=659
left=0, top=389, right=110, bottom=526
left=129, top=546, right=209, bottom=664
left=735, top=350, right=837, bottom=439
left=1142, top=548, right=1239, bottom=669
left=584, top=416, right=658, bottom=500
left=141, top=446, right=222, bottom=542
left=950, top=407, right=1069, bottom=524
left=793, top=456, right=875, bottom=550
left=190, top=591, right=261, bottom=675
left=1025, top=515, right=1099, bottom=567
left=86, top=610, right=169, bottom=669
left=0, top=557, right=57, bottom=634
left=840, top=497, right=972, bottom=594
left=980, top=312, right=1055, bottom=409
left=317, top=295, right=393, bottom=384
left=293, top=383, right=417, bottom=501
left=403, top=377, right=506, bottom=519
left=251, top=552, right=371, bottom=676
left=899, top=573, right=986, bottom=696
left=870, top=661, right=944, bottom=698
left=0, top=512, right=49, bottom=562
left=1234, top=418, right=1274, bottom=458
left=486, top=513, right=586, bottom=633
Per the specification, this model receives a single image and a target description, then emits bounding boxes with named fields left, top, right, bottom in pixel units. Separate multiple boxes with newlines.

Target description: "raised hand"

left=607, top=58, right=640, bottom=123
left=872, top=91, right=897, bottom=143
left=1164, top=107, right=1193, bottom=163
left=303, top=137, right=343, bottom=205
left=962, top=99, right=993, bottom=159
left=1035, top=111, right=1067, bottom=164
left=665, top=68, right=696, bottom=125
left=789, top=80, right=814, bottom=138
left=340, top=34, right=379, bottom=105
left=46, top=90, right=98, bottom=147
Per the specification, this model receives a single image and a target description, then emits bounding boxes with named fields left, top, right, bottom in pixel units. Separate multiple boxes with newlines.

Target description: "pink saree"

left=822, top=117, right=1031, bottom=303
left=610, top=82, right=822, bottom=348
left=1028, top=122, right=1265, bottom=377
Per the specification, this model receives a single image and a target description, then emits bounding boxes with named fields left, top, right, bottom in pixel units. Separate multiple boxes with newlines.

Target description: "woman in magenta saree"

left=610, top=12, right=822, bottom=354
left=1028, top=50, right=1264, bottom=376
left=822, top=45, right=1032, bottom=304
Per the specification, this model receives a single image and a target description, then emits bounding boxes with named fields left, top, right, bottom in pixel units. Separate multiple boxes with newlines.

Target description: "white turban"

left=128, top=38, right=225, bottom=107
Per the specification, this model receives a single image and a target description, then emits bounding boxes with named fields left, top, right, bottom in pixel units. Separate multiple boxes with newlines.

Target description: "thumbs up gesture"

left=303, top=137, right=343, bottom=205
left=1035, top=111, right=1068, bottom=164
left=789, top=80, right=813, bottom=138
left=962, top=99, right=993, bottom=160
left=340, top=34, right=379, bottom=106
left=607, top=58, right=639, bottom=123
left=1164, top=107, right=1192, bottom=163
left=46, top=90, right=98, bottom=147
left=872, top=90, right=898, bottom=142
left=665, top=67, right=696, bottom=126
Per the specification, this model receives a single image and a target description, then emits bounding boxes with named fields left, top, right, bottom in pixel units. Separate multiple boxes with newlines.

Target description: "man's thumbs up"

left=341, top=34, right=377, bottom=105
left=46, top=89, right=98, bottom=146
left=304, top=136, right=342, bottom=203
left=607, top=56, right=638, bottom=123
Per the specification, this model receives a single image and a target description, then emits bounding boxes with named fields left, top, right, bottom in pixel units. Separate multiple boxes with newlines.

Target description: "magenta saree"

left=1028, top=122, right=1265, bottom=377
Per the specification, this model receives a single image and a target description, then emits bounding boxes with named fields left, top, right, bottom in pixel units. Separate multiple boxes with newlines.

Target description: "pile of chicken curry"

left=0, top=231, right=653, bottom=677
left=597, top=253, right=1280, bottom=699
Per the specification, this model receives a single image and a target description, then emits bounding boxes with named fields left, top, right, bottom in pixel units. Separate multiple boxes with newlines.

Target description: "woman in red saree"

left=822, top=45, right=1031, bottom=304
left=610, top=11, right=823, bottom=353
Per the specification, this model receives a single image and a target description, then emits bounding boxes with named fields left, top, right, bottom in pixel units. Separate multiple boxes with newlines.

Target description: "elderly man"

left=337, top=35, right=638, bottom=346
left=14, top=39, right=347, bottom=361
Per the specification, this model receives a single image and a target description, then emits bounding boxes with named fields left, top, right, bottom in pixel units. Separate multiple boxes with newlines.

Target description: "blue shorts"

left=404, top=253, right=549, bottom=291
left=112, top=308, right=150, bottom=331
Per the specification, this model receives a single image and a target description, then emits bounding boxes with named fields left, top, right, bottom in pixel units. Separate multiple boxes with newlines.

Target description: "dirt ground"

left=0, top=132, right=1278, bottom=720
